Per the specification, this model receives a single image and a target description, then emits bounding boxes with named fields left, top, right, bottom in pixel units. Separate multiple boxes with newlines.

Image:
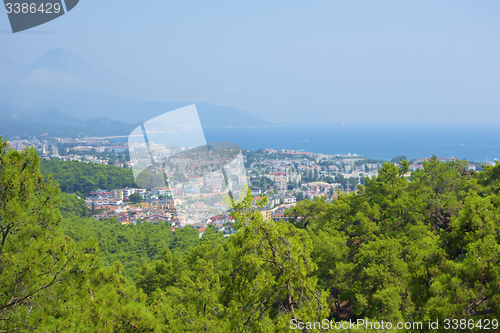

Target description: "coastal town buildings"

left=8, top=136, right=490, bottom=237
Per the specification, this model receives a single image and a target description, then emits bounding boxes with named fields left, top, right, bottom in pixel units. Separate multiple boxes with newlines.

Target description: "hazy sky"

left=1, top=0, right=499, bottom=125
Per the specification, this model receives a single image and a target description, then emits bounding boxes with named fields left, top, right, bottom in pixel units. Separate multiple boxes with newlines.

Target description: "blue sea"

left=112, top=125, right=500, bottom=162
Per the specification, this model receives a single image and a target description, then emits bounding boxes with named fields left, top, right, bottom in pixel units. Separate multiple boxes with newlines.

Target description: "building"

left=198, top=227, right=207, bottom=238
left=251, top=188, right=262, bottom=196
left=151, top=187, right=172, bottom=196
left=272, top=208, right=288, bottom=222
left=287, top=172, right=301, bottom=183
left=113, top=189, right=124, bottom=200
left=275, top=176, right=287, bottom=191
left=89, top=190, right=113, bottom=200
left=191, top=202, right=209, bottom=214
left=185, top=186, right=200, bottom=194
left=191, top=222, right=207, bottom=230
left=173, top=188, right=185, bottom=197
left=335, top=154, right=366, bottom=163
left=409, top=164, right=420, bottom=171
left=259, top=209, right=272, bottom=221
left=268, top=196, right=281, bottom=207
left=214, top=223, right=225, bottom=232
left=305, top=182, right=334, bottom=194
left=112, top=146, right=127, bottom=153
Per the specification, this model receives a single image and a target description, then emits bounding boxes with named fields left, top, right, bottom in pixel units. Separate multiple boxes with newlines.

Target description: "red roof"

left=201, top=193, right=220, bottom=197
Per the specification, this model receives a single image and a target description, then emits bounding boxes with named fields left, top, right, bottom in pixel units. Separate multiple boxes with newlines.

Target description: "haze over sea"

left=200, top=125, right=499, bottom=162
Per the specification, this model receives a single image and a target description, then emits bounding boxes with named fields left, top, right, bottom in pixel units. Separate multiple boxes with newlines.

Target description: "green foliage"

left=285, top=158, right=500, bottom=331
left=143, top=234, right=230, bottom=332
left=2, top=136, right=500, bottom=331
left=390, top=154, right=408, bottom=164
left=128, top=192, right=143, bottom=203
left=61, top=216, right=173, bottom=279
left=0, top=138, right=159, bottom=332
left=0, top=139, right=70, bottom=329
left=476, top=160, right=500, bottom=194
left=170, top=226, right=199, bottom=254
left=408, top=191, right=500, bottom=326
left=59, top=193, right=90, bottom=217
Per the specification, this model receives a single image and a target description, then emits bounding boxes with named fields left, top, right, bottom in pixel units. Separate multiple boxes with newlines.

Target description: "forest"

left=1, top=137, right=500, bottom=332
left=40, top=158, right=137, bottom=197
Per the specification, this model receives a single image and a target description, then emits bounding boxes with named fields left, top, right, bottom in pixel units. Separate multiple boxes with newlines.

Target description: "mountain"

left=0, top=100, right=22, bottom=120
left=82, top=117, right=138, bottom=133
left=29, top=48, right=98, bottom=80
left=22, top=108, right=83, bottom=127
left=0, top=106, right=141, bottom=139
left=0, top=49, right=275, bottom=128
left=16, top=93, right=274, bottom=127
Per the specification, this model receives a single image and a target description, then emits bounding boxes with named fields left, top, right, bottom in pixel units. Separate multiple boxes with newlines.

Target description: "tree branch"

left=0, top=255, right=73, bottom=311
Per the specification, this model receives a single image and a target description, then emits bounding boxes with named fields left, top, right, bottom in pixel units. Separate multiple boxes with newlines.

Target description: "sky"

left=0, top=0, right=499, bottom=125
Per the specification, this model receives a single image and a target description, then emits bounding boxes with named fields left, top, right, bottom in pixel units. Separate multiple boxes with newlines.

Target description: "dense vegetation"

left=60, top=215, right=202, bottom=280
left=1, top=137, right=500, bottom=332
left=40, top=158, right=137, bottom=197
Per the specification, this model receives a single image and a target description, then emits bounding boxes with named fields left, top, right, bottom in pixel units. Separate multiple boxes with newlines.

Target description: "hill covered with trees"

left=40, top=158, right=137, bottom=197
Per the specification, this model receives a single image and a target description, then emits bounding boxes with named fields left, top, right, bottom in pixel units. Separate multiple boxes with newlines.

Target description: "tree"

left=0, top=138, right=161, bottom=331
left=410, top=156, right=479, bottom=231
left=60, top=193, right=90, bottom=217
left=408, top=192, right=500, bottom=326
left=145, top=227, right=230, bottom=332
left=129, top=193, right=143, bottom=204
left=390, top=155, right=407, bottom=164
left=170, top=226, right=199, bottom=254
left=476, top=160, right=500, bottom=195
left=5, top=141, right=500, bottom=330
left=40, top=158, right=137, bottom=197
left=0, top=139, right=75, bottom=329
left=222, top=191, right=328, bottom=331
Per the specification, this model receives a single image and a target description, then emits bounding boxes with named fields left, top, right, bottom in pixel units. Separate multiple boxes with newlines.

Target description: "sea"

left=111, top=124, right=500, bottom=162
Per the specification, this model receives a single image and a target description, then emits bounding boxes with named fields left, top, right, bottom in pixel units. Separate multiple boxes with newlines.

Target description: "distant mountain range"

left=0, top=48, right=275, bottom=135
left=0, top=108, right=139, bottom=139
left=24, top=108, right=83, bottom=127
left=30, top=48, right=98, bottom=80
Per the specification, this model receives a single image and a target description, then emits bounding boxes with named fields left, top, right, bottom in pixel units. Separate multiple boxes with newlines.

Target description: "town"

left=8, top=136, right=485, bottom=238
